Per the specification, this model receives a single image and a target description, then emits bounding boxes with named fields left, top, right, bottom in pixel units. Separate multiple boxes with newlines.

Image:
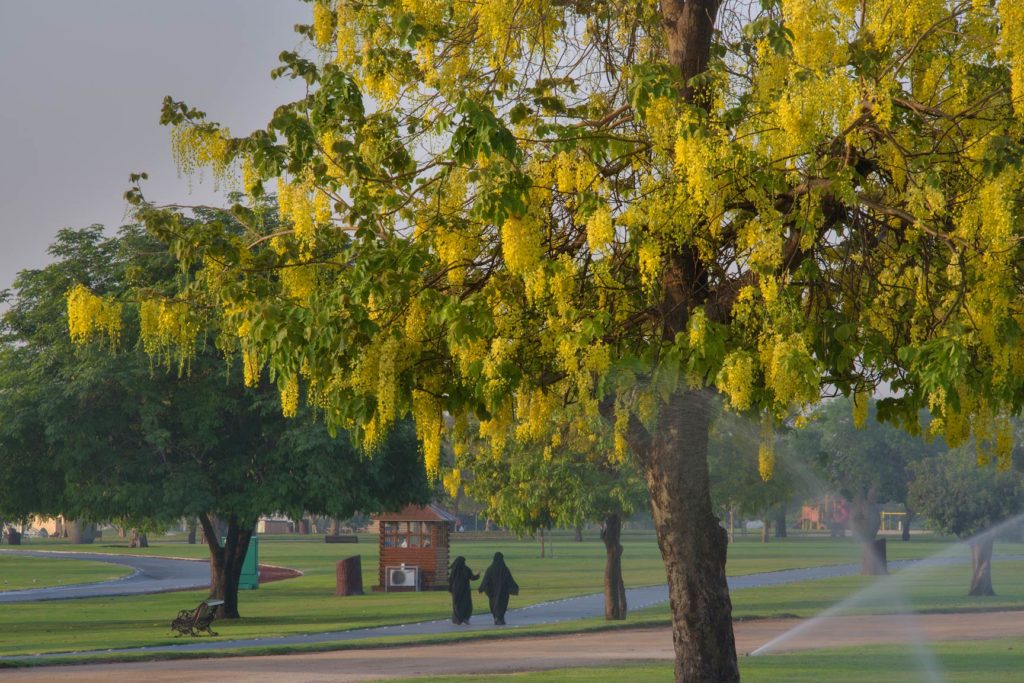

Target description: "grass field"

left=1, top=531, right=1021, bottom=658
left=0, top=553, right=132, bottom=591
left=380, top=638, right=1024, bottom=682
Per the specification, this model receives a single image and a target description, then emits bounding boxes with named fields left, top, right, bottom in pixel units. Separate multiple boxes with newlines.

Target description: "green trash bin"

left=221, top=536, right=260, bottom=590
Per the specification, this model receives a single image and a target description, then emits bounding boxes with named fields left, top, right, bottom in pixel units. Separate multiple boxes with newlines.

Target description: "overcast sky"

left=0, top=0, right=311, bottom=290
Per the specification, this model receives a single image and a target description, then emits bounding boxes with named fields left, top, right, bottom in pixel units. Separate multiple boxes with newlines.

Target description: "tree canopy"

left=0, top=224, right=429, bottom=615
left=92, top=0, right=1024, bottom=678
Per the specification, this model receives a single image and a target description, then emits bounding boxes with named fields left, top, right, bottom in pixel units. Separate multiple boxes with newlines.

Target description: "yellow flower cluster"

left=170, top=125, right=233, bottom=188
left=552, top=151, right=598, bottom=196
left=758, top=414, right=775, bottom=481
left=1000, top=0, right=1024, bottom=119
left=501, top=216, right=545, bottom=275
left=279, top=375, right=300, bottom=418
left=852, top=389, right=869, bottom=429
left=277, top=178, right=319, bottom=253
left=66, top=285, right=122, bottom=348
left=515, top=388, right=559, bottom=442
left=586, top=206, right=614, bottom=253
left=335, top=2, right=357, bottom=67
left=637, top=240, right=662, bottom=292
left=320, top=131, right=344, bottom=181
left=412, top=389, right=443, bottom=479
left=781, top=0, right=842, bottom=71
left=313, top=1, right=336, bottom=48
left=645, top=97, right=679, bottom=156
left=442, top=468, right=462, bottom=498
left=763, top=333, right=819, bottom=411
left=717, top=351, right=756, bottom=411
left=139, top=298, right=200, bottom=372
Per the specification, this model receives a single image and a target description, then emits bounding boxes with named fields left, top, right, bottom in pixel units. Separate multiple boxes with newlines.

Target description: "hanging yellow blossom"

left=586, top=206, right=614, bottom=253
left=852, top=389, right=869, bottom=428
left=312, top=1, right=336, bottom=48
left=280, top=375, right=300, bottom=418
left=67, top=285, right=122, bottom=348
left=758, top=414, right=775, bottom=481
left=501, top=215, right=545, bottom=275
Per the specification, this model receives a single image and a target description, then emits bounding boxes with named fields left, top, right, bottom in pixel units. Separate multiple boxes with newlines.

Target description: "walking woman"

left=448, top=556, right=479, bottom=624
left=478, top=551, right=519, bottom=625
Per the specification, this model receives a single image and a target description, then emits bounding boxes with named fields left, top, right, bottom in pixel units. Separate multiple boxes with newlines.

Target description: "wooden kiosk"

left=373, top=503, right=457, bottom=591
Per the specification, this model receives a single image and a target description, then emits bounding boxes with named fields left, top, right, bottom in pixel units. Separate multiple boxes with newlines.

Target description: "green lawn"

left=1, top=531, right=1021, bottom=658
left=0, top=553, right=133, bottom=591
left=379, top=639, right=1024, bottom=682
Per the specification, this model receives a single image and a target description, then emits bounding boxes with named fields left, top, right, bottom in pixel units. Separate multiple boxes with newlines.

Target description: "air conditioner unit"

left=386, top=565, right=419, bottom=591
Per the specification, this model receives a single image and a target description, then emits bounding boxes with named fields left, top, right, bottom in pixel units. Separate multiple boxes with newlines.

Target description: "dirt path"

left=5, top=610, right=1023, bottom=682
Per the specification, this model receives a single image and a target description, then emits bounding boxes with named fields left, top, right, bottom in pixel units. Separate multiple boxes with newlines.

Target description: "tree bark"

left=761, top=517, right=770, bottom=543
left=65, top=520, right=96, bottom=544
left=637, top=390, right=738, bottom=682
left=129, top=529, right=149, bottom=548
left=851, top=491, right=886, bottom=574
left=538, top=528, right=545, bottom=558
left=775, top=506, right=787, bottom=538
left=200, top=513, right=254, bottom=619
left=187, top=519, right=197, bottom=545
left=901, top=510, right=913, bottom=541
left=727, top=508, right=735, bottom=544
left=601, top=513, right=628, bottom=620
left=575, top=524, right=584, bottom=542
left=968, top=537, right=995, bottom=596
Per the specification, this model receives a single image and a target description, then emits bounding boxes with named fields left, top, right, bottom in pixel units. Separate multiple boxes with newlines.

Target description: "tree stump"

left=336, top=555, right=364, bottom=596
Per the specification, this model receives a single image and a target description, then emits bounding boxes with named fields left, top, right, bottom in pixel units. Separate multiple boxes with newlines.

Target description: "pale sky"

left=0, top=0, right=311, bottom=290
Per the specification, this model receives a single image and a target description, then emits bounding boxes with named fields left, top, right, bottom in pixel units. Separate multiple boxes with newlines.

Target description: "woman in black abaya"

left=448, top=556, right=479, bottom=624
left=478, top=551, right=519, bottom=625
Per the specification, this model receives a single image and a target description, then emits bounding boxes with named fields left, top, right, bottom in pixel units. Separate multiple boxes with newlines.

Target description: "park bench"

left=170, top=599, right=224, bottom=637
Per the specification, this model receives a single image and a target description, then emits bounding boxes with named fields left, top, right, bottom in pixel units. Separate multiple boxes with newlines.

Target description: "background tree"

left=908, top=450, right=1024, bottom=596
left=709, top=408, right=803, bottom=543
left=113, top=0, right=1024, bottom=677
left=805, top=398, right=943, bottom=572
left=0, top=225, right=429, bottom=618
left=461, top=429, right=647, bottom=619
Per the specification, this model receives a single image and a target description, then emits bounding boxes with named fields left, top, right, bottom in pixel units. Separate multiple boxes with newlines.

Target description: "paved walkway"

left=6, top=611, right=1024, bottom=682
left=0, top=555, right=996, bottom=662
left=0, top=550, right=208, bottom=602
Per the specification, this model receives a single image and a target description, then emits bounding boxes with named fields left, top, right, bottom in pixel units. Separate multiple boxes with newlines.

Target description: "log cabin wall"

left=377, top=520, right=451, bottom=590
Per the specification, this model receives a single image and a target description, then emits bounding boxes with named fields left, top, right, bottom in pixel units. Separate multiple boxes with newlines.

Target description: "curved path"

left=1, top=554, right=1011, bottom=663
left=0, top=550, right=208, bottom=603
left=5, top=611, right=1024, bottom=682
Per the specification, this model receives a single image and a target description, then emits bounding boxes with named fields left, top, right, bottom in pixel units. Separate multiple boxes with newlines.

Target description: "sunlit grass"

left=1, top=531, right=1021, bottom=658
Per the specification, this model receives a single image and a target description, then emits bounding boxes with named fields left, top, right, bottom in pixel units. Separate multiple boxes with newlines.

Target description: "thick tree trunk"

left=775, top=507, right=787, bottom=538
left=968, top=537, right=995, bottom=596
left=901, top=510, right=913, bottom=541
left=575, top=524, right=584, bottom=542
left=638, top=390, right=738, bottom=682
left=601, top=513, right=628, bottom=620
left=761, top=517, right=770, bottom=543
left=200, top=513, right=253, bottom=619
left=862, top=538, right=888, bottom=575
left=66, top=520, right=96, bottom=544
left=187, top=519, right=197, bottom=545
left=129, top=529, right=149, bottom=548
